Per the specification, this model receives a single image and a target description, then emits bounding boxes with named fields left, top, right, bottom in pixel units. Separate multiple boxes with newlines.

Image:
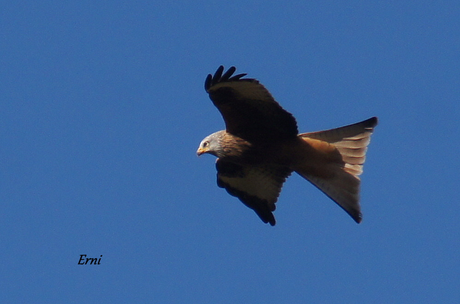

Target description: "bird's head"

left=197, top=131, right=225, bottom=157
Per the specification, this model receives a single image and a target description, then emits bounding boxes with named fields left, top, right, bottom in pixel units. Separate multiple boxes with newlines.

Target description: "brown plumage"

left=197, top=66, right=378, bottom=225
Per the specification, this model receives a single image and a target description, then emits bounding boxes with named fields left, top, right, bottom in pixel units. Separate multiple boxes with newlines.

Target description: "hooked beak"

left=196, top=147, right=205, bottom=156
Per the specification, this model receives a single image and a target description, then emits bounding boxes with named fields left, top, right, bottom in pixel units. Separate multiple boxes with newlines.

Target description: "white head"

left=196, top=130, right=226, bottom=158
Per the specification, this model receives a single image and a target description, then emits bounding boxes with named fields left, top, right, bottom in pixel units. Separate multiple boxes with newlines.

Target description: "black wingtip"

left=230, top=73, right=247, bottom=81
left=212, top=66, right=224, bottom=87
left=257, top=210, right=276, bottom=226
left=204, top=74, right=212, bottom=92
left=205, top=66, right=251, bottom=92
left=221, top=66, right=236, bottom=81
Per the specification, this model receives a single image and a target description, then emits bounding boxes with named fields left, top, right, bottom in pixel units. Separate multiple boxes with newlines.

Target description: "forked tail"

left=297, top=117, right=378, bottom=223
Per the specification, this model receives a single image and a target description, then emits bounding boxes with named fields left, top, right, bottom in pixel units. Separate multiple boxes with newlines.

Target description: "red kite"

left=197, top=66, right=377, bottom=225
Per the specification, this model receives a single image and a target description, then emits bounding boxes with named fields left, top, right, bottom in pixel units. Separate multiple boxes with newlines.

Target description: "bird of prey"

left=197, top=66, right=378, bottom=226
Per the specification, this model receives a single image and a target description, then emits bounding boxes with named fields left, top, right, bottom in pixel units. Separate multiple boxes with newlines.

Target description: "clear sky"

left=1, top=1, right=459, bottom=303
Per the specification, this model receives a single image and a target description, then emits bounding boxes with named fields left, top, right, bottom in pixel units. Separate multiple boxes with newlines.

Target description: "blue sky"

left=1, top=1, right=459, bottom=303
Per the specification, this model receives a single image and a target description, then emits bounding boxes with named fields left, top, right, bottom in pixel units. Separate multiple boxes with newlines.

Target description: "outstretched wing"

left=216, top=159, right=292, bottom=226
left=205, top=66, right=298, bottom=143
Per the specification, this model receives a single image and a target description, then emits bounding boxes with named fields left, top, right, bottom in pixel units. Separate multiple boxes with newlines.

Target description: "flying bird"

left=197, top=66, right=378, bottom=225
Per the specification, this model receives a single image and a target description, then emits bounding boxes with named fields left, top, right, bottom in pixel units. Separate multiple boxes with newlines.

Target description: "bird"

left=196, top=66, right=378, bottom=226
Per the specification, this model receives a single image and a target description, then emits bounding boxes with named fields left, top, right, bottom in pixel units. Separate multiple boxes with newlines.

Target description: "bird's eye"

left=203, top=141, right=209, bottom=148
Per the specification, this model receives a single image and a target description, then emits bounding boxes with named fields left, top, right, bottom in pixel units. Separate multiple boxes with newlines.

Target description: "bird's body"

left=197, top=66, right=377, bottom=225
left=204, top=131, right=339, bottom=169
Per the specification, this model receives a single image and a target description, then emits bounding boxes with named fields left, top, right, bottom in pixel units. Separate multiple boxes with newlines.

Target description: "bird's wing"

left=216, top=159, right=292, bottom=226
left=205, top=66, right=298, bottom=143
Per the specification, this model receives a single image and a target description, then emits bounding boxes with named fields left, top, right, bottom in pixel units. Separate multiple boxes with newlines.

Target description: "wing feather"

left=205, top=66, right=298, bottom=143
left=216, top=159, right=292, bottom=226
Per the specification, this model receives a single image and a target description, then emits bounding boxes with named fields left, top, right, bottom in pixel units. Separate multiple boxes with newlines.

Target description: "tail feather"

left=302, top=170, right=362, bottom=222
left=297, top=117, right=378, bottom=223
